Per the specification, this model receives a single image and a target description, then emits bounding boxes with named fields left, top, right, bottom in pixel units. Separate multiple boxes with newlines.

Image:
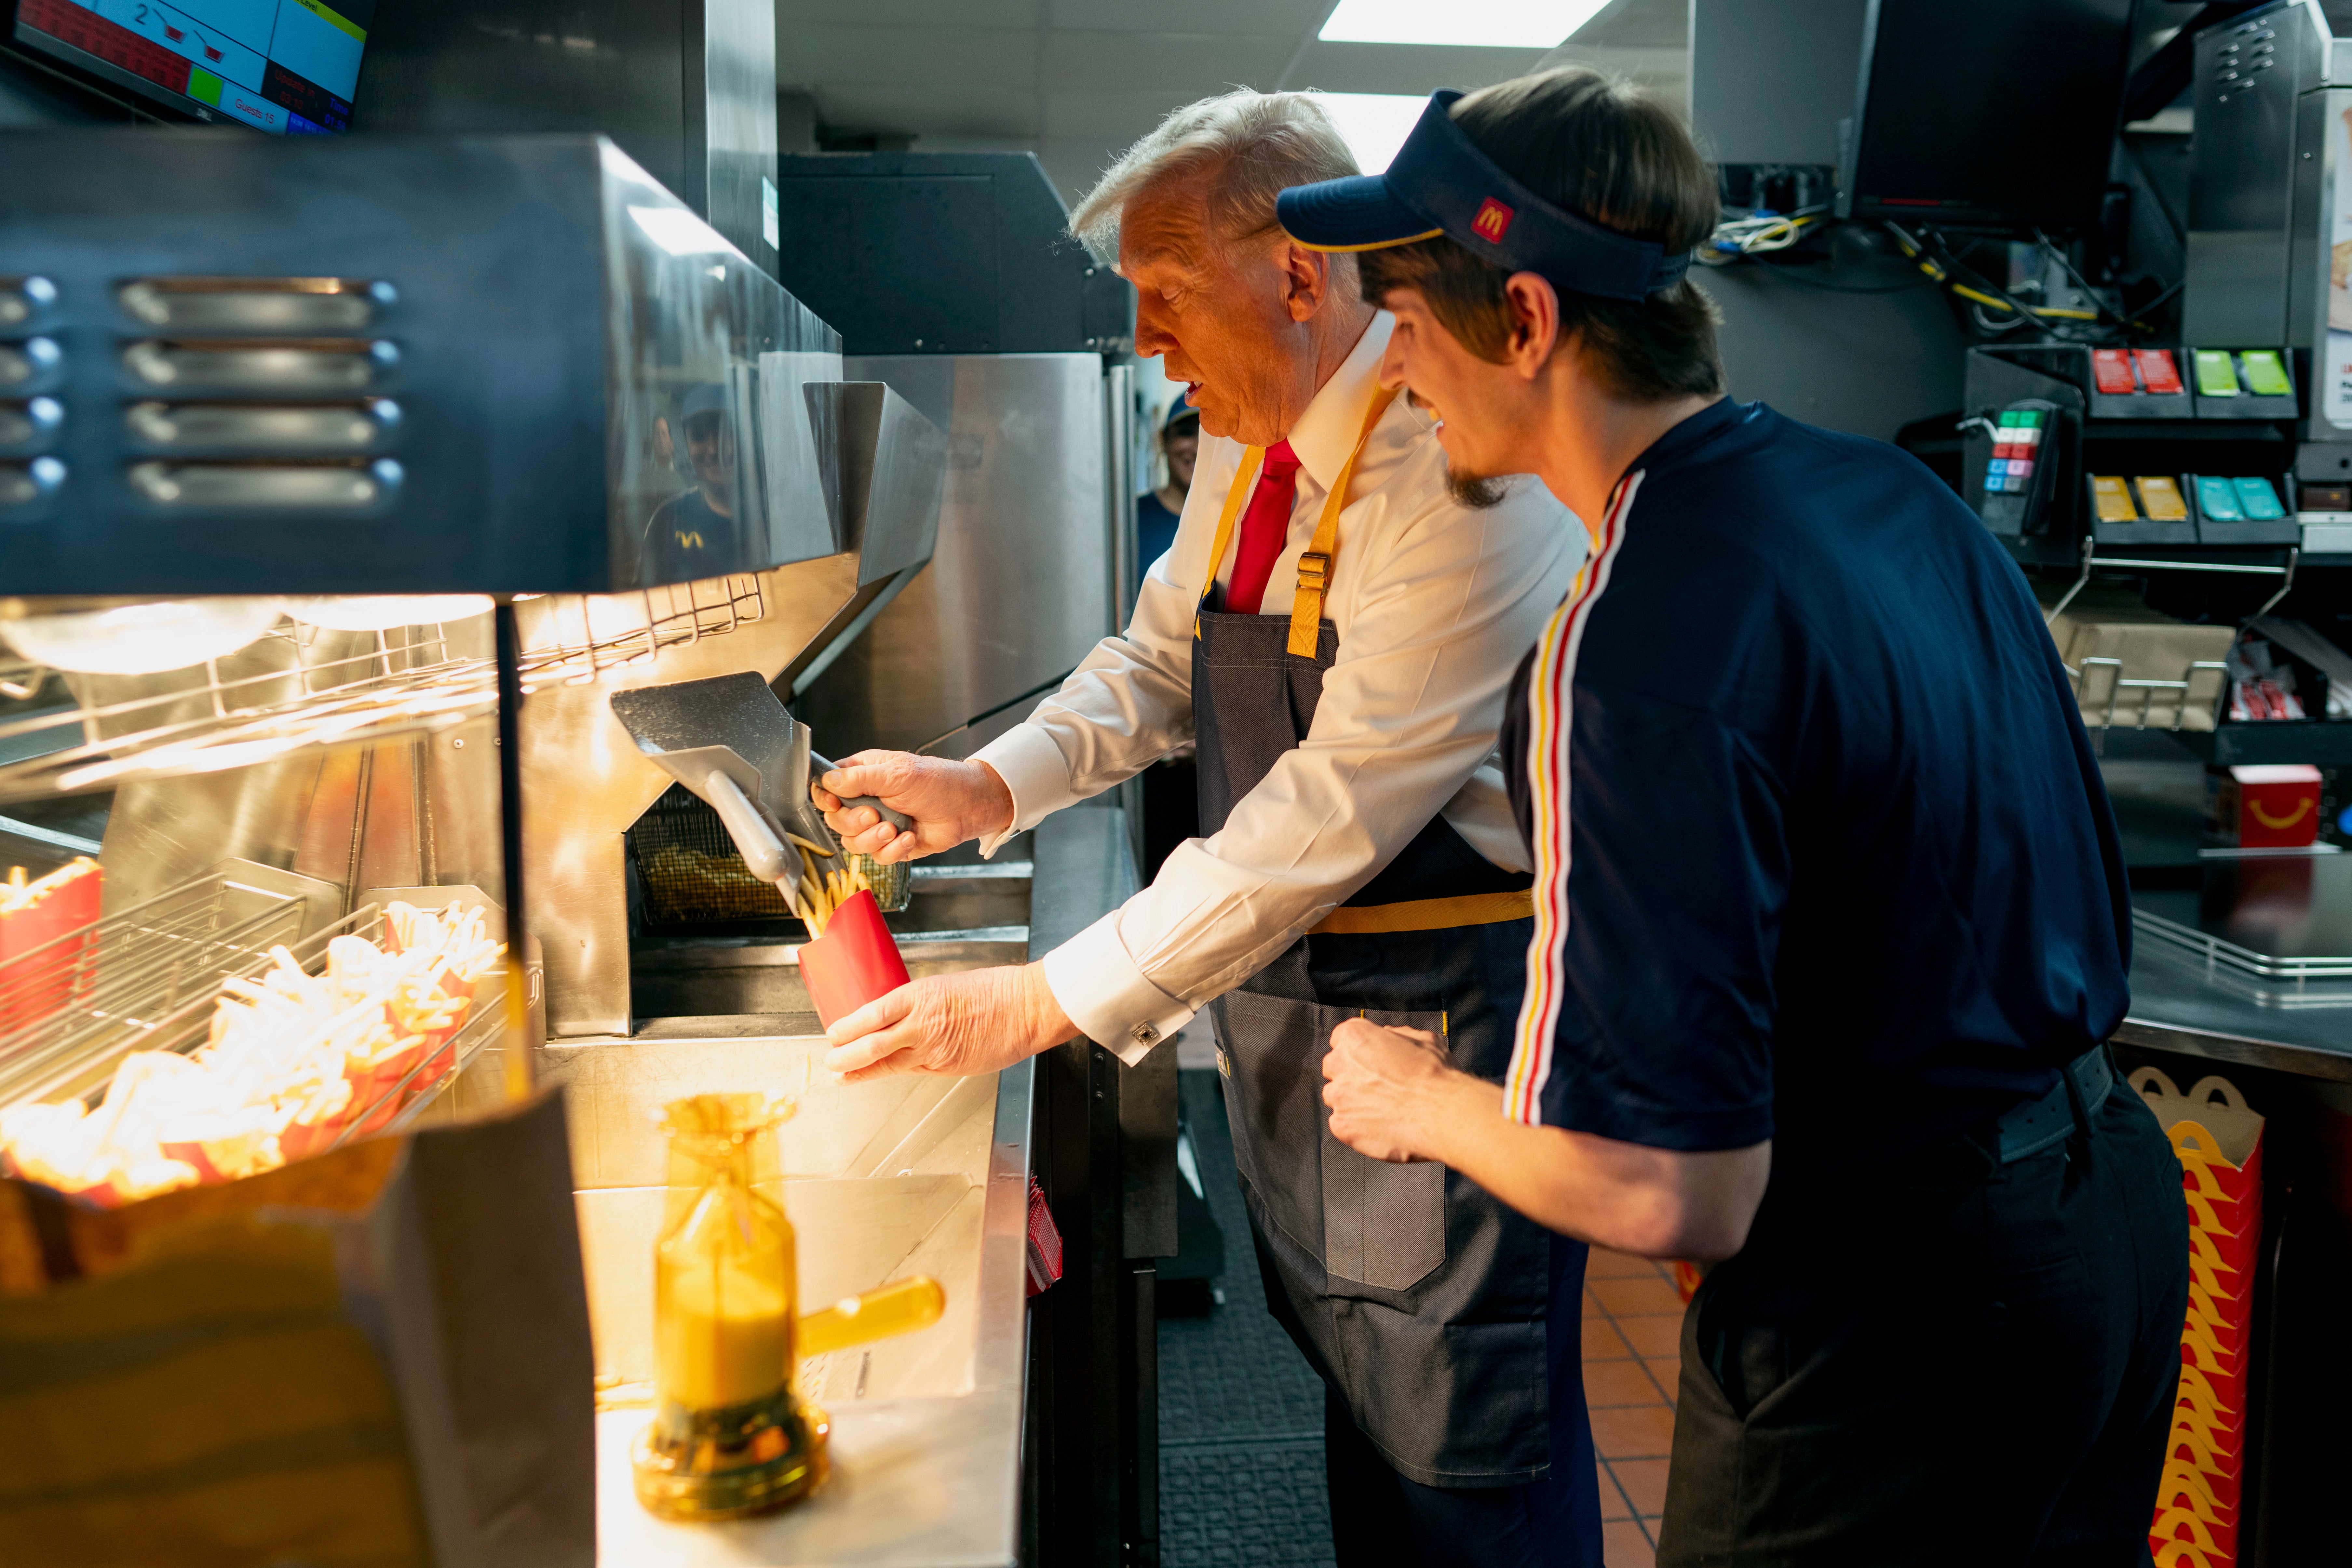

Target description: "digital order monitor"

left=10, top=0, right=367, bottom=133
left=1839, top=0, right=2136, bottom=231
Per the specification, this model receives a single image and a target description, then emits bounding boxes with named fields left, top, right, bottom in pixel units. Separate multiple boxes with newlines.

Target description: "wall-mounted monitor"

left=9, top=0, right=367, bottom=132
left=1838, top=0, right=2137, bottom=231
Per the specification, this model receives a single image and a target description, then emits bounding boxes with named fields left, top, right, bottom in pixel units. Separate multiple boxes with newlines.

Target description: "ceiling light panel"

left=1312, top=93, right=1431, bottom=175
left=1318, top=0, right=1610, bottom=48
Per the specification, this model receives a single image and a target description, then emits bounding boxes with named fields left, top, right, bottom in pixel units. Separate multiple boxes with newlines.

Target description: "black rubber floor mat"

left=1159, top=1068, right=1334, bottom=1566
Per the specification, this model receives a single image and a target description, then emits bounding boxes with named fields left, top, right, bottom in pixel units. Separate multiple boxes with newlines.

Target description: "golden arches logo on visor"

left=1471, top=197, right=1515, bottom=243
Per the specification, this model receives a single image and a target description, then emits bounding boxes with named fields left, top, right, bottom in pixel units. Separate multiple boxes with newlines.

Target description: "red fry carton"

left=0, top=858, right=103, bottom=1035
left=798, top=890, right=911, bottom=1031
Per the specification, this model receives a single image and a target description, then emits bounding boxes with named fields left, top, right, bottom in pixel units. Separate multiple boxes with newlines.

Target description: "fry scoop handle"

left=809, top=750, right=914, bottom=834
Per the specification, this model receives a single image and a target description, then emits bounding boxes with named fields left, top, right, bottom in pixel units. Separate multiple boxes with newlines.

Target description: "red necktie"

left=1224, top=440, right=1303, bottom=617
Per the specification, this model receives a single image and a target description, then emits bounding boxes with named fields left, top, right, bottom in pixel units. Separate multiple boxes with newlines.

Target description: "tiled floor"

left=1581, top=1249, right=1690, bottom=1568
left=1160, top=1068, right=1692, bottom=1568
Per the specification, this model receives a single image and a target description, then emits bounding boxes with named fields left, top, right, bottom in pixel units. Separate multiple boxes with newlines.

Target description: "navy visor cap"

left=1277, top=91, right=1692, bottom=303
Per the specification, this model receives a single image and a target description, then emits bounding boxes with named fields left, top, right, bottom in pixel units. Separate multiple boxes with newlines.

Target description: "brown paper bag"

left=0, top=1089, right=593, bottom=1568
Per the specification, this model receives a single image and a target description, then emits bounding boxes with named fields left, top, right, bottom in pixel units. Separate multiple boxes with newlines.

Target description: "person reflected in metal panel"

left=1135, top=401, right=1200, bottom=596
left=1135, top=401, right=1203, bottom=880
left=642, top=382, right=735, bottom=580
left=1291, top=71, right=2191, bottom=1565
left=814, top=89, right=1601, bottom=1568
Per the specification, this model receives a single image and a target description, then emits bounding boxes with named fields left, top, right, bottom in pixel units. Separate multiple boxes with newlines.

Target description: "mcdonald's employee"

left=818, top=89, right=1609, bottom=1566
left=1295, top=71, right=2193, bottom=1563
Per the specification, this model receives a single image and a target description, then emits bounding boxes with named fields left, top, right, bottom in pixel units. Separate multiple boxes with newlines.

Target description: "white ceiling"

left=776, top=0, right=1688, bottom=205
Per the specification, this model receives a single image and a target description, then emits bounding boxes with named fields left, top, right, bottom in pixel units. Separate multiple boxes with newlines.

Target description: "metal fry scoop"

left=608, top=671, right=909, bottom=905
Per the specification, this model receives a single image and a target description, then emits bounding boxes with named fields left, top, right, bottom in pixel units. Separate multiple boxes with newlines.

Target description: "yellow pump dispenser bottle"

left=631, top=1093, right=826, bottom=1520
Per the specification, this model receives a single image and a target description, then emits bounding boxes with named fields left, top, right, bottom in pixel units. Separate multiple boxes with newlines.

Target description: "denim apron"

left=1193, top=391, right=1576, bottom=1489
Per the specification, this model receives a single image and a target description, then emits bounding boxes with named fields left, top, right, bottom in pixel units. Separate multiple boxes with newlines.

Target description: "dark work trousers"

left=1319, top=1231, right=1603, bottom=1568
left=1659, top=1086, right=2191, bottom=1567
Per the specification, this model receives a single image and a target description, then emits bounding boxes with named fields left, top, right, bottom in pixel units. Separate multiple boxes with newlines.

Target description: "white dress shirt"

left=971, top=314, right=1582, bottom=1063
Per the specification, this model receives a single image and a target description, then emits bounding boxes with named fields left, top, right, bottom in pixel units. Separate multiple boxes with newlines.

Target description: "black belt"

left=1993, top=1045, right=2114, bottom=1164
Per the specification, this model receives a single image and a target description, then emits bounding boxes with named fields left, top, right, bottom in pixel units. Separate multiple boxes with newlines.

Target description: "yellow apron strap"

left=1195, top=445, right=1265, bottom=638
left=1287, top=385, right=1402, bottom=658
left=1308, top=887, right=1533, bottom=936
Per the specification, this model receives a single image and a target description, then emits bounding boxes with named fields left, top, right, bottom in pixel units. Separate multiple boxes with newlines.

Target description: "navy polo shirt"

left=1499, top=398, right=2130, bottom=1179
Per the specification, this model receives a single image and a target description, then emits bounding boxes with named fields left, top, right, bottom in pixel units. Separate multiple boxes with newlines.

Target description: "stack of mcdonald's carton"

left=2134, top=1068, right=2265, bottom=1568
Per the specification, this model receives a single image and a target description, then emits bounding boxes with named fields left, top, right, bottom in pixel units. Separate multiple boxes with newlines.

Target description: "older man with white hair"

left=814, top=90, right=1596, bottom=1566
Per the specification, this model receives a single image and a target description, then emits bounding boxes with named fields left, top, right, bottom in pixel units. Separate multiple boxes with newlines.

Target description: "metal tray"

left=2132, top=851, right=2352, bottom=985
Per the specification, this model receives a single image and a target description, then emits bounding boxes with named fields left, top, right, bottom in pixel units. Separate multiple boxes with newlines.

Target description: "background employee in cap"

left=1136, top=399, right=1201, bottom=596
left=642, top=382, right=737, bottom=580
left=816, top=87, right=1605, bottom=1566
left=1135, top=399, right=1204, bottom=878
left=1292, top=70, right=2191, bottom=1563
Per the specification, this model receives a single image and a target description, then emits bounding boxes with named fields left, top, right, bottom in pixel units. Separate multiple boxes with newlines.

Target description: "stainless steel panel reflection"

left=805, top=381, right=950, bottom=586
left=0, top=339, right=60, bottom=390
left=116, top=281, right=384, bottom=333
left=0, top=462, right=59, bottom=505
left=0, top=397, right=61, bottom=450
left=597, top=147, right=838, bottom=588
left=629, top=936, right=1027, bottom=1020
left=126, top=460, right=396, bottom=507
left=539, top=1032, right=984, bottom=1187
left=124, top=400, right=396, bottom=452
left=801, top=354, right=1116, bottom=757
left=121, top=340, right=396, bottom=393
left=756, top=349, right=841, bottom=564
left=0, top=280, right=50, bottom=328
left=692, top=0, right=779, bottom=270
left=85, top=623, right=410, bottom=914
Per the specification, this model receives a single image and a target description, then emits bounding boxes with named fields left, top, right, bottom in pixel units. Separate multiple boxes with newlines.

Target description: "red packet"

left=0, top=858, right=103, bottom=1035
left=798, top=890, right=911, bottom=1030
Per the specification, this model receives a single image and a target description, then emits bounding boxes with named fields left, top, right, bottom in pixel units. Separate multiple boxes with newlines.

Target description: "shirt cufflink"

left=969, top=724, right=1078, bottom=856
left=1041, top=914, right=1198, bottom=1067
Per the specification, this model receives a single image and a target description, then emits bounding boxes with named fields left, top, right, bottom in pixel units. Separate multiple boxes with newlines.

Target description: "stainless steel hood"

left=0, top=131, right=832, bottom=594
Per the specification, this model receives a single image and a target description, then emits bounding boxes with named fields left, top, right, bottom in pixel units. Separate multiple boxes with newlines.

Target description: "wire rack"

left=0, top=891, right=510, bottom=1159
left=628, top=783, right=912, bottom=924
left=630, top=782, right=795, bottom=921
left=0, top=575, right=766, bottom=803
left=2068, top=656, right=2231, bottom=732
left=0, top=870, right=309, bottom=1099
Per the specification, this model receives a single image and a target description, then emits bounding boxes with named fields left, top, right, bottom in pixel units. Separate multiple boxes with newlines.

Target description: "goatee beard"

left=1446, top=469, right=1507, bottom=510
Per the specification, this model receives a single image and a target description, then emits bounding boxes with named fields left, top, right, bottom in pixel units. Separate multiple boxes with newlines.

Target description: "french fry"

left=0, top=900, right=504, bottom=1202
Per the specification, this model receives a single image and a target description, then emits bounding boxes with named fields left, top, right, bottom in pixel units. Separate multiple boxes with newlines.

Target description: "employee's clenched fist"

left=823, top=962, right=1076, bottom=1083
left=1322, top=1019, right=1459, bottom=1164
left=813, top=752, right=1015, bottom=864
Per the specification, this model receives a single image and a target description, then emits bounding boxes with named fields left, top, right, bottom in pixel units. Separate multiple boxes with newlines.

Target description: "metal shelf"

left=2084, top=718, right=2352, bottom=765
left=0, top=576, right=767, bottom=804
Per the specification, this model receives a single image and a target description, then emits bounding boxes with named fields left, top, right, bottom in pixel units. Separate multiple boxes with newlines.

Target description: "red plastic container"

left=799, top=890, right=911, bottom=1030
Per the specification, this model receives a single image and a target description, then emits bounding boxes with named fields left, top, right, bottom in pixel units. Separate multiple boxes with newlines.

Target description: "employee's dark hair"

left=1359, top=69, right=1723, bottom=403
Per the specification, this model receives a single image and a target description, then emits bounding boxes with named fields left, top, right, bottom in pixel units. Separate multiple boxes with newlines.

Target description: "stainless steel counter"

left=2116, top=932, right=2352, bottom=1083
left=493, top=807, right=1134, bottom=1567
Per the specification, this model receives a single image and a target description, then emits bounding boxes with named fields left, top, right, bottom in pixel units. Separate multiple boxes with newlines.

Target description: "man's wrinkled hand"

left=822, top=962, right=1075, bottom=1083
left=812, top=751, right=1015, bottom=864
left=1322, top=1019, right=1455, bottom=1164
